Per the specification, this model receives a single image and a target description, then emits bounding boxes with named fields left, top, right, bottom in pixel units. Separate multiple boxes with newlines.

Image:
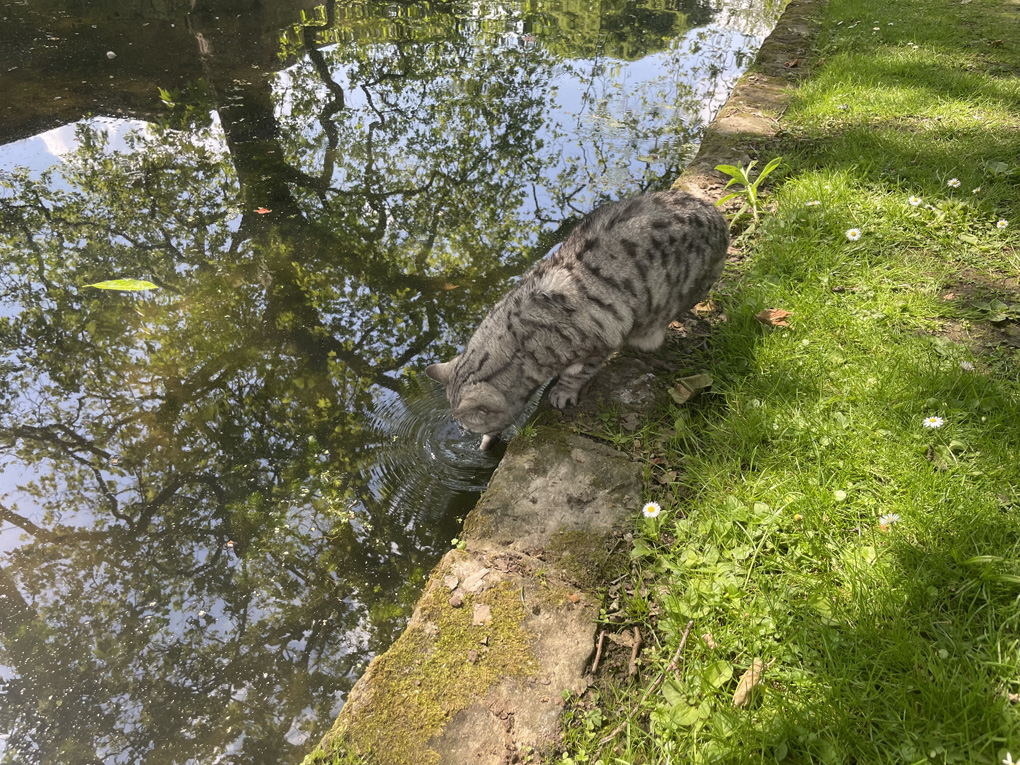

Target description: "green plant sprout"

left=714, top=157, right=783, bottom=223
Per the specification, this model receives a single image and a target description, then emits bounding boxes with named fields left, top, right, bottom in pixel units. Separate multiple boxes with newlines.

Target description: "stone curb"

left=305, top=1, right=823, bottom=761
left=673, top=0, right=823, bottom=202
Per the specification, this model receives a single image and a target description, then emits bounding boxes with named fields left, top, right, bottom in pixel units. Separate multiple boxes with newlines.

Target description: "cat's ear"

left=425, top=357, right=459, bottom=386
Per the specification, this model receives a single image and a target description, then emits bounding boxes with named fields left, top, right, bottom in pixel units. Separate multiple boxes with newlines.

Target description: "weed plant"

left=561, top=0, right=1020, bottom=762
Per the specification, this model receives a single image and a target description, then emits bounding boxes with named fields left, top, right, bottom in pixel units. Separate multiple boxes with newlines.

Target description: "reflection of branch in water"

left=0, top=500, right=107, bottom=544
left=301, top=1, right=346, bottom=201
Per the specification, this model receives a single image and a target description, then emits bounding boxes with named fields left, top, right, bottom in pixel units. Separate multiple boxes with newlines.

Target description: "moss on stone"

left=545, top=527, right=627, bottom=592
left=306, top=557, right=537, bottom=765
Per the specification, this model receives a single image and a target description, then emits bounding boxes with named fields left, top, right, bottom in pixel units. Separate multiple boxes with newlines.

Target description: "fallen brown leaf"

left=755, top=308, right=792, bottom=328
left=670, top=374, right=713, bottom=405
left=607, top=631, right=637, bottom=648
left=621, top=412, right=642, bottom=432
left=656, top=470, right=677, bottom=485
left=732, top=658, right=766, bottom=707
left=785, top=58, right=801, bottom=68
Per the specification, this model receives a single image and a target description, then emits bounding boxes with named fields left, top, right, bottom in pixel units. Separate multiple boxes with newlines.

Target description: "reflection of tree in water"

left=0, top=0, right=776, bottom=760
left=527, top=0, right=717, bottom=61
left=0, top=5, right=570, bottom=760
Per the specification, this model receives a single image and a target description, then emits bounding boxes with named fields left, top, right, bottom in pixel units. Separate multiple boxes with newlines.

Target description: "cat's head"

left=426, top=359, right=514, bottom=448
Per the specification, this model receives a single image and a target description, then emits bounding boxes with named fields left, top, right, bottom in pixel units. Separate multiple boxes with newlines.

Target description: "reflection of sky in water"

left=1, top=18, right=766, bottom=196
left=0, top=114, right=228, bottom=180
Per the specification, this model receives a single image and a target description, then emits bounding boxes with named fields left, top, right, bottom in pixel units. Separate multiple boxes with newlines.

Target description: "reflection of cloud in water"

left=0, top=115, right=229, bottom=174
left=37, top=125, right=77, bottom=158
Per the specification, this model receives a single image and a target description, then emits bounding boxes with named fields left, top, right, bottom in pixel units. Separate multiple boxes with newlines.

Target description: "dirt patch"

left=936, top=267, right=1020, bottom=351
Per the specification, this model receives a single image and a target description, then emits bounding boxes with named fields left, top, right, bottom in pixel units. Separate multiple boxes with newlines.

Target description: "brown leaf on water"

left=732, top=658, right=766, bottom=707
left=442, top=283, right=460, bottom=290
left=755, top=308, right=792, bottom=328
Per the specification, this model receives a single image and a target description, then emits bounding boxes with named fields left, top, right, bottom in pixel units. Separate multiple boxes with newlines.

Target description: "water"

left=0, top=0, right=780, bottom=761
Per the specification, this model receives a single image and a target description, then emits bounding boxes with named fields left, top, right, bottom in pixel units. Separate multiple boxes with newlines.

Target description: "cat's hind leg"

left=548, top=356, right=605, bottom=409
left=626, top=325, right=666, bottom=352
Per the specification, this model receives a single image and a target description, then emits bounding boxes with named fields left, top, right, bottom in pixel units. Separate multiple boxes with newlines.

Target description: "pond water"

left=0, top=0, right=781, bottom=761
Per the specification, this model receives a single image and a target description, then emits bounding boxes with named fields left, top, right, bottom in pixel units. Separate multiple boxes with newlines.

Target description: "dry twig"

left=627, top=626, right=642, bottom=678
left=591, top=630, right=606, bottom=675
left=596, top=620, right=694, bottom=754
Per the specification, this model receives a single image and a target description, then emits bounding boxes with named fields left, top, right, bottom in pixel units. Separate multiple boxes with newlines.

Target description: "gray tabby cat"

left=427, top=190, right=729, bottom=450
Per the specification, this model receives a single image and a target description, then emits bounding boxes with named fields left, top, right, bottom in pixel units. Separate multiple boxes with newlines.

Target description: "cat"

left=426, top=189, right=729, bottom=450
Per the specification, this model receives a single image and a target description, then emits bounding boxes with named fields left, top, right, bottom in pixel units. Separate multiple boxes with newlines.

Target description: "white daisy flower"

left=642, top=502, right=662, bottom=519
left=998, top=219, right=1009, bottom=229
left=908, top=195, right=922, bottom=206
left=846, top=228, right=862, bottom=241
left=922, top=416, right=944, bottom=429
left=947, top=178, right=961, bottom=188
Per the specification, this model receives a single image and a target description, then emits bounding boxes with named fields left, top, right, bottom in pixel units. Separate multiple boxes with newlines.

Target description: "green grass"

left=558, top=0, right=1020, bottom=761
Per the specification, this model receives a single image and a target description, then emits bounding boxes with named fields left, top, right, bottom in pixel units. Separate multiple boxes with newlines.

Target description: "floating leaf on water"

left=85, top=279, right=158, bottom=291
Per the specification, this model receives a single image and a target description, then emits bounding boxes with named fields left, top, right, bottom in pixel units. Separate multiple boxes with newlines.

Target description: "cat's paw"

left=548, top=385, right=579, bottom=409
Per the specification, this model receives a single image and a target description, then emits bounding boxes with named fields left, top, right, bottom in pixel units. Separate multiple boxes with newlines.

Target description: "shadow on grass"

left=707, top=314, right=1020, bottom=762
left=748, top=509, right=1020, bottom=763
